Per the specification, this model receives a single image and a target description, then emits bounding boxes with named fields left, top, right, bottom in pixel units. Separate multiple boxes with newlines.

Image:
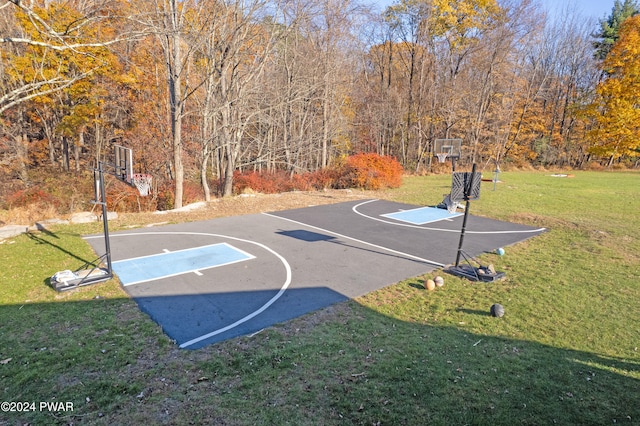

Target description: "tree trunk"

left=223, top=149, right=234, bottom=196
left=16, top=133, right=29, bottom=182
left=201, top=149, right=211, bottom=202
left=74, top=131, right=83, bottom=172
left=169, top=0, right=184, bottom=209
left=62, top=137, right=70, bottom=171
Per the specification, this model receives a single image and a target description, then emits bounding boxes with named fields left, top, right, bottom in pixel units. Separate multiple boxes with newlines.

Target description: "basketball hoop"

left=436, top=153, right=449, bottom=164
left=131, top=173, right=152, bottom=197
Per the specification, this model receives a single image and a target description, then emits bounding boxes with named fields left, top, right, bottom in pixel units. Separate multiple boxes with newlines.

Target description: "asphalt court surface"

left=85, top=199, right=545, bottom=349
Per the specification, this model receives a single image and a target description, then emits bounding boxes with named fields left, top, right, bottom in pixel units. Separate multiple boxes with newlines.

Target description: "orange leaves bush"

left=0, top=170, right=95, bottom=215
left=233, top=153, right=403, bottom=194
left=340, top=153, right=403, bottom=190
left=304, top=168, right=343, bottom=190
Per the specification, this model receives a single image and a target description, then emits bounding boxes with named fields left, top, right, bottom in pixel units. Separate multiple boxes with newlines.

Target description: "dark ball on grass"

left=490, top=303, right=504, bottom=318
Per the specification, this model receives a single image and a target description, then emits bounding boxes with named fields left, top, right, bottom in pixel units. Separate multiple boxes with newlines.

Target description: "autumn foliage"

left=585, top=14, right=640, bottom=161
left=2, top=0, right=639, bottom=218
left=233, top=153, right=403, bottom=194
left=3, top=188, right=61, bottom=210
left=340, top=153, right=403, bottom=190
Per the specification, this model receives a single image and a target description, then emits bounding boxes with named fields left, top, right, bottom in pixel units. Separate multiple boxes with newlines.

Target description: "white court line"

left=262, top=212, right=445, bottom=268
left=352, top=199, right=546, bottom=234
left=85, top=231, right=291, bottom=349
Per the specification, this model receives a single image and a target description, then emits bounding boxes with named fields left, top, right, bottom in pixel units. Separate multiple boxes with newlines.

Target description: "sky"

left=371, top=0, right=616, bottom=21
left=540, top=0, right=615, bottom=20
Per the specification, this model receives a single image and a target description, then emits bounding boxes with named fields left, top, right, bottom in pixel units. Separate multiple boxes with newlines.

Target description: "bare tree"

left=383, top=0, right=432, bottom=167
left=461, top=0, right=541, bottom=166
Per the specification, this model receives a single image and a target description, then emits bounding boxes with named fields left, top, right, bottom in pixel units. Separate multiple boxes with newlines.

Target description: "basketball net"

left=131, top=173, right=152, bottom=197
left=436, top=153, right=448, bottom=164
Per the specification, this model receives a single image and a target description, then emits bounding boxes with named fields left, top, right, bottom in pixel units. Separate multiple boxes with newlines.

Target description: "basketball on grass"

left=496, top=247, right=505, bottom=256
left=425, top=279, right=436, bottom=291
left=434, top=276, right=444, bottom=287
left=490, top=304, right=505, bottom=317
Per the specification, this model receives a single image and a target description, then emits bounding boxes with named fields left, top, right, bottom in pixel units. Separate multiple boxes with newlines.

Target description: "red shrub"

left=155, top=181, right=175, bottom=211
left=233, top=170, right=295, bottom=194
left=183, top=180, right=203, bottom=205
left=232, top=154, right=402, bottom=194
left=105, top=178, right=157, bottom=212
left=234, top=167, right=348, bottom=194
left=340, top=153, right=403, bottom=190
left=3, top=187, right=61, bottom=209
left=155, top=180, right=202, bottom=210
left=290, top=173, right=313, bottom=191
left=304, top=167, right=343, bottom=190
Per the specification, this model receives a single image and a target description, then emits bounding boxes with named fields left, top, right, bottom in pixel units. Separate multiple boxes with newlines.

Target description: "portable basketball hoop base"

left=444, top=251, right=506, bottom=282
left=445, top=265, right=505, bottom=282
left=50, top=262, right=112, bottom=292
left=443, top=163, right=506, bottom=282
left=51, top=145, right=148, bottom=292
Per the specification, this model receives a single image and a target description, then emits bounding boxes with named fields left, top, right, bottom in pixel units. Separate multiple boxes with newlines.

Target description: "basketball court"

left=84, top=199, right=545, bottom=349
left=57, top=141, right=545, bottom=349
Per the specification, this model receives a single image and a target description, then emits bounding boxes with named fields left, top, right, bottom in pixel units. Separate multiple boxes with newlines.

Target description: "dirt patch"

left=509, top=212, right=576, bottom=230
left=115, top=189, right=379, bottom=228
left=1, top=188, right=381, bottom=229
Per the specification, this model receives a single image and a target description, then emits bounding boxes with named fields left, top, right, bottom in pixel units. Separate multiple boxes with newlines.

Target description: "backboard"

left=114, top=144, right=133, bottom=184
left=450, top=171, right=481, bottom=202
left=433, top=139, right=462, bottom=160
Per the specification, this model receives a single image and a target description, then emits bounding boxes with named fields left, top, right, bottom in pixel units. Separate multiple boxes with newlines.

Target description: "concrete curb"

left=0, top=212, right=118, bottom=241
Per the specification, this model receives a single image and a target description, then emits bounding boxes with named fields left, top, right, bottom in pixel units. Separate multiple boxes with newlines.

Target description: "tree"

left=311, top=0, right=360, bottom=169
left=585, top=14, right=640, bottom=164
left=593, top=0, right=639, bottom=60
left=142, top=0, right=190, bottom=208
left=385, top=0, right=443, bottom=168
left=206, top=0, right=284, bottom=197
left=2, top=1, right=132, bottom=178
left=0, top=0, right=141, bottom=116
left=501, top=3, right=600, bottom=168
left=260, top=13, right=325, bottom=174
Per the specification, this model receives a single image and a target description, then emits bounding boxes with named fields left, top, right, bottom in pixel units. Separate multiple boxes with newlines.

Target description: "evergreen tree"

left=593, top=0, right=639, bottom=60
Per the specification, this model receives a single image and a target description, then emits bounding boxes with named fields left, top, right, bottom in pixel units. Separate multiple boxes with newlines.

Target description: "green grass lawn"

left=1, top=170, right=638, bottom=425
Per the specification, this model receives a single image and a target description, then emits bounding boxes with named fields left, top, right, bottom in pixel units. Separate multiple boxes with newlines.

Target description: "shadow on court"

left=135, top=287, right=348, bottom=349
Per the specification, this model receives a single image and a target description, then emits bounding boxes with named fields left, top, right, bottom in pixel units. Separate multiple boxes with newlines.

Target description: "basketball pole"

left=454, top=163, right=476, bottom=267
left=96, top=162, right=113, bottom=279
